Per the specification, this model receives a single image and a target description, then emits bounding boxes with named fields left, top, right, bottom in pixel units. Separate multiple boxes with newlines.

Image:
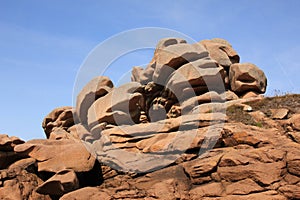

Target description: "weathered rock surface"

left=75, top=76, right=113, bottom=126
left=2, top=37, right=300, bottom=199
left=36, top=169, right=79, bottom=196
left=42, top=106, right=76, bottom=139
left=60, top=118, right=300, bottom=199
left=87, top=82, right=143, bottom=129
left=152, top=43, right=209, bottom=84
left=0, top=134, right=24, bottom=151
left=270, top=108, right=289, bottom=119
left=229, top=63, right=267, bottom=94
left=0, top=158, right=50, bottom=200
left=200, top=38, right=240, bottom=68
left=289, top=113, right=300, bottom=131
left=14, top=139, right=96, bottom=173
left=0, top=134, right=25, bottom=169
left=166, top=66, right=226, bottom=100
left=131, top=37, right=187, bottom=85
left=0, top=170, right=51, bottom=200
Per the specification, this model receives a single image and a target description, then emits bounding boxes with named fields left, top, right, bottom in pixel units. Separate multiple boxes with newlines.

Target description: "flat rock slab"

left=270, top=108, right=289, bottom=119
left=14, top=139, right=95, bottom=173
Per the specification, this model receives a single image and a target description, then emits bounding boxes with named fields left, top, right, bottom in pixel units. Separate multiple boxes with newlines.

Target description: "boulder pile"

left=1, top=38, right=300, bottom=200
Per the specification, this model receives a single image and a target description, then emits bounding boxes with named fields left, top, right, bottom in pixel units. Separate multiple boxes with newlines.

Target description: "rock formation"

left=1, top=38, right=300, bottom=199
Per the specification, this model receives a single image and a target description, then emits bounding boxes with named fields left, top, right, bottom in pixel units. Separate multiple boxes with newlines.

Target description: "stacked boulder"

left=133, top=38, right=266, bottom=97
left=73, top=38, right=268, bottom=173
left=77, top=38, right=267, bottom=135
left=42, top=38, right=267, bottom=144
left=2, top=37, right=300, bottom=199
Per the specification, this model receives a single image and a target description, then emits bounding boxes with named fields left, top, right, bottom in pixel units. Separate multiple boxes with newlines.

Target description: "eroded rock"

left=14, top=139, right=95, bottom=173
left=229, top=63, right=267, bottom=94
left=42, top=107, right=75, bottom=139
left=87, top=82, right=144, bottom=130
left=36, top=169, right=79, bottom=196
left=7, top=37, right=300, bottom=200
left=200, top=38, right=240, bottom=68
left=76, top=76, right=113, bottom=126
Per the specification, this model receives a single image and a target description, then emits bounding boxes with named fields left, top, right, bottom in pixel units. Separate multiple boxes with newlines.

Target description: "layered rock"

left=58, top=116, right=300, bottom=199
left=0, top=134, right=24, bottom=169
left=1, top=37, right=299, bottom=200
left=14, top=139, right=96, bottom=173
left=42, top=106, right=76, bottom=140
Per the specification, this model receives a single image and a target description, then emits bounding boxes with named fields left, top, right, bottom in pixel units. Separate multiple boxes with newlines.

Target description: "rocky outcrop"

left=42, top=106, right=76, bottom=140
left=14, top=139, right=96, bottom=173
left=0, top=134, right=24, bottom=169
left=36, top=169, right=79, bottom=196
left=0, top=149, right=50, bottom=200
left=0, top=168, right=51, bottom=200
left=1, top=37, right=299, bottom=199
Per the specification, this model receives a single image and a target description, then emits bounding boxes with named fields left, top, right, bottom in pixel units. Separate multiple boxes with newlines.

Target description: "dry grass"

left=226, top=105, right=259, bottom=126
left=226, top=94, right=300, bottom=126
left=248, top=94, right=300, bottom=117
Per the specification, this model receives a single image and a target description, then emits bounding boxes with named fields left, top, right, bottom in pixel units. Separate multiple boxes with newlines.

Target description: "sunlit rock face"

left=69, top=37, right=268, bottom=174
left=229, top=63, right=267, bottom=94
left=10, top=38, right=300, bottom=200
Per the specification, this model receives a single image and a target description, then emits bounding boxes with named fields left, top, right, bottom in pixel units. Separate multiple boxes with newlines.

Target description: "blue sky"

left=0, top=0, right=299, bottom=140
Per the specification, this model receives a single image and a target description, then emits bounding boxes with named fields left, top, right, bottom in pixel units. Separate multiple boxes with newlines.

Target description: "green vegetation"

left=255, top=122, right=263, bottom=128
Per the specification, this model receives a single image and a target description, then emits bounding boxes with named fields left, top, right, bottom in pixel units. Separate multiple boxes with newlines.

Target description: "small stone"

left=270, top=108, right=289, bottom=119
left=243, top=105, right=253, bottom=112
